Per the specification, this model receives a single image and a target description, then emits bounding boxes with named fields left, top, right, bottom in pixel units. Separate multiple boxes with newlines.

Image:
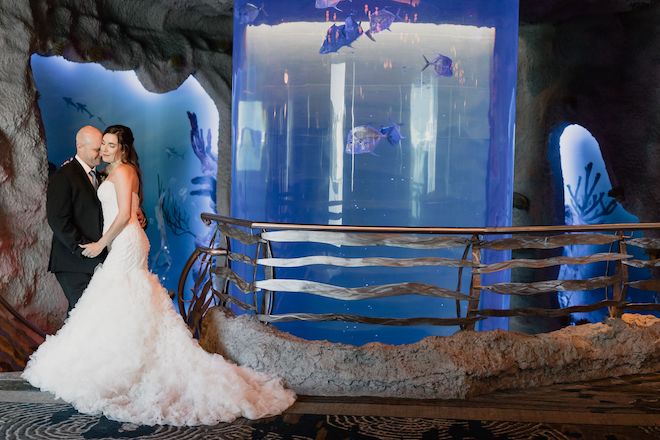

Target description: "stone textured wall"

left=201, top=310, right=660, bottom=398
left=510, top=3, right=660, bottom=332
left=514, top=4, right=660, bottom=224
left=0, top=0, right=234, bottom=332
left=0, top=0, right=63, bottom=331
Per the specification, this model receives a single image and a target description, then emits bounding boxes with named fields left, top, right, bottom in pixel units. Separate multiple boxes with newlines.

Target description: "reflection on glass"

left=232, top=0, right=519, bottom=344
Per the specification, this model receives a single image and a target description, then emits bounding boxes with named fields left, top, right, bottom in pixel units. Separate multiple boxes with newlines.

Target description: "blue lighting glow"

left=231, top=0, right=520, bottom=344
left=31, top=55, right=219, bottom=294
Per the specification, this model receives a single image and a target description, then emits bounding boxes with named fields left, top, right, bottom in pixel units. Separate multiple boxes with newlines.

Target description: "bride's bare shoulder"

left=112, top=163, right=138, bottom=179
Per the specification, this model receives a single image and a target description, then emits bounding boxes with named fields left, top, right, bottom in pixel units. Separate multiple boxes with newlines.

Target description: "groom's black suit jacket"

left=47, top=159, right=107, bottom=274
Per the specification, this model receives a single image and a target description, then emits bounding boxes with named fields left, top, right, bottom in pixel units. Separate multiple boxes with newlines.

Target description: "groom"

left=47, top=125, right=107, bottom=311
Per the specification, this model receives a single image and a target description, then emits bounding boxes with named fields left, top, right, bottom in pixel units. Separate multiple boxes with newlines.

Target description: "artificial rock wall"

left=0, top=0, right=234, bottom=332
left=0, top=0, right=659, bottom=336
left=201, top=310, right=660, bottom=398
left=510, top=2, right=660, bottom=333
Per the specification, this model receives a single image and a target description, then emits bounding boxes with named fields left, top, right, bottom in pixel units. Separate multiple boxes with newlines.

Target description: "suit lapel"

left=70, top=159, right=100, bottom=202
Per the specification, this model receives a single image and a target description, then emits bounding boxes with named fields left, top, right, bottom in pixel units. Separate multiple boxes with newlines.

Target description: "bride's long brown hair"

left=103, top=125, right=144, bottom=203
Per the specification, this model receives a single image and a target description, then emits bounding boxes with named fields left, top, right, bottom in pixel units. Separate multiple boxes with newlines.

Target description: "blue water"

left=231, top=0, right=520, bottom=344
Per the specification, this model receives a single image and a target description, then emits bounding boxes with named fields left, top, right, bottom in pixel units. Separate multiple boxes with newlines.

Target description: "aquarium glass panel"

left=232, top=0, right=519, bottom=344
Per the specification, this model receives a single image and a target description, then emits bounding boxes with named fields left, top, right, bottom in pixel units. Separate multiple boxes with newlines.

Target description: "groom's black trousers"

left=55, top=272, right=93, bottom=311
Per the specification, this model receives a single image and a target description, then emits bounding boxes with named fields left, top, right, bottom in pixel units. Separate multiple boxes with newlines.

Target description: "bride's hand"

left=79, top=241, right=105, bottom=258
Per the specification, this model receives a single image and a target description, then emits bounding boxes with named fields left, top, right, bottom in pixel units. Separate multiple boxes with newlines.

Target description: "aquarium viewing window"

left=232, top=0, right=520, bottom=345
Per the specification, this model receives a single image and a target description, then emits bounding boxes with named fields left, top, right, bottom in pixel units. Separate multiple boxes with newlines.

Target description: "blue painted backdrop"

left=32, top=55, right=219, bottom=295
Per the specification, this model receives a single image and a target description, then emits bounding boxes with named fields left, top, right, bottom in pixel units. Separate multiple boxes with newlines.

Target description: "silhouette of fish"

left=422, top=54, right=453, bottom=77
left=320, top=15, right=364, bottom=54
left=315, top=0, right=350, bottom=12
left=237, top=3, right=267, bottom=25
left=62, top=97, right=76, bottom=109
left=75, top=102, right=94, bottom=118
left=165, top=147, right=185, bottom=160
left=365, top=8, right=400, bottom=41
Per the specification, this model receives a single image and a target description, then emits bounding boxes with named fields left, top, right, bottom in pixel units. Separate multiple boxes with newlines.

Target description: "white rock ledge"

left=200, top=310, right=660, bottom=399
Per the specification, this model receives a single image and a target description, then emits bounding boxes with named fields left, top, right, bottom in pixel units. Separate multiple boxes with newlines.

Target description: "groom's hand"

left=79, top=241, right=105, bottom=258
left=137, top=209, right=148, bottom=229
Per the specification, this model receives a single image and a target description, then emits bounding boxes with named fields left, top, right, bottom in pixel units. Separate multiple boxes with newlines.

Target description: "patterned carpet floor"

left=1, top=373, right=659, bottom=439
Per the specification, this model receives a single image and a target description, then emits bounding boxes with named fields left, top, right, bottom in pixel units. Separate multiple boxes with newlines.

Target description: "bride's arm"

left=80, top=165, right=136, bottom=258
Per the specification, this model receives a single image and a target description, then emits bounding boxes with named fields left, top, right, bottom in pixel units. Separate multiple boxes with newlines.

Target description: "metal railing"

left=177, top=214, right=660, bottom=335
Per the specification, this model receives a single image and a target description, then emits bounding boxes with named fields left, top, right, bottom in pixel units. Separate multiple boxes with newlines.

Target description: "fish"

left=237, top=3, right=266, bottom=25
left=379, top=123, right=404, bottom=144
left=320, top=15, right=364, bottom=54
left=345, top=125, right=402, bottom=155
left=75, top=102, right=94, bottom=118
left=62, top=97, right=76, bottom=109
left=365, top=8, right=400, bottom=41
left=315, top=0, right=350, bottom=12
left=165, top=147, right=185, bottom=160
left=422, top=54, right=453, bottom=77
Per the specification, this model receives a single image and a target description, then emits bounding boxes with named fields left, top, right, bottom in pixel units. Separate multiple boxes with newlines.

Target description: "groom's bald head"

left=76, top=125, right=103, bottom=168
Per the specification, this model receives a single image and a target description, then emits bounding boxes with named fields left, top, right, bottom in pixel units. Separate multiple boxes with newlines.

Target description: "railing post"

left=456, top=241, right=473, bottom=327
left=466, top=234, right=481, bottom=330
left=610, top=231, right=628, bottom=318
left=261, top=230, right=276, bottom=316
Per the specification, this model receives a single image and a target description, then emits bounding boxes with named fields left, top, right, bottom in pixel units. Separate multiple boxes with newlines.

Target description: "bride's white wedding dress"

left=23, top=180, right=295, bottom=426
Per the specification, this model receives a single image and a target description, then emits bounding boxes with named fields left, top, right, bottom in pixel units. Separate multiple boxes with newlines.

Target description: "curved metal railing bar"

left=178, top=215, right=660, bottom=335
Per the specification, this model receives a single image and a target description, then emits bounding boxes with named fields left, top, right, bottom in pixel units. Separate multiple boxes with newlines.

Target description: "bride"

left=22, top=125, right=295, bottom=426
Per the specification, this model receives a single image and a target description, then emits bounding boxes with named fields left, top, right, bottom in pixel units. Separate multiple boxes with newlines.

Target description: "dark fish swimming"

left=62, top=97, right=76, bottom=109
left=379, top=123, right=404, bottom=144
left=422, top=54, right=453, bottom=77
left=165, top=147, right=185, bottom=160
left=75, top=102, right=94, bottom=118
left=345, top=124, right=403, bottom=155
left=315, top=0, right=350, bottom=12
left=365, top=8, right=400, bottom=41
left=237, top=3, right=266, bottom=25
left=320, top=15, right=364, bottom=54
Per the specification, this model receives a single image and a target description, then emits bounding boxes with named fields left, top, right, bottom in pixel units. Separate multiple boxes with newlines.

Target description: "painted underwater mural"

left=32, top=55, right=219, bottom=296
left=558, top=124, right=658, bottom=323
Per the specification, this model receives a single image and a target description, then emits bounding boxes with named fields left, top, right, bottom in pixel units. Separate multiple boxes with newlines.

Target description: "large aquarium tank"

left=232, top=0, right=520, bottom=344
